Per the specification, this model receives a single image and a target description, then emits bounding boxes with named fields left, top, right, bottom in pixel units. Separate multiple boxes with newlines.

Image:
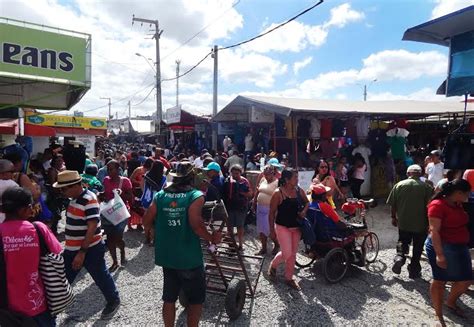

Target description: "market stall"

left=214, top=95, right=473, bottom=196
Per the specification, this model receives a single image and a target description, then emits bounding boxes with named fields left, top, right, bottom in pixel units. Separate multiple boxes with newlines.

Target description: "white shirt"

left=309, top=118, right=321, bottom=138
left=356, top=116, right=370, bottom=139
left=244, top=135, right=254, bottom=152
left=427, top=162, right=444, bottom=186
left=223, top=137, right=232, bottom=152
left=193, top=157, right=204, bottom=168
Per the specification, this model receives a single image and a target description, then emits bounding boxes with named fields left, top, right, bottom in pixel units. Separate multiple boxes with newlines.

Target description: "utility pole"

left=132, top=15, right=163, bottom=136
left=100, top=97, right=112, bottom=120
left=128, top=100, right=131, bottom=121
left=363, top=85, right=367, bottom=101
left=176, top=59, right=181, bottom=107
left=212, top=45, right=218, bottom=151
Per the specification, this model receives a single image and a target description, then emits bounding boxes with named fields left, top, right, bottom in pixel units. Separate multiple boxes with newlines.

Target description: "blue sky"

left=1, top=0, right=473, bottom=117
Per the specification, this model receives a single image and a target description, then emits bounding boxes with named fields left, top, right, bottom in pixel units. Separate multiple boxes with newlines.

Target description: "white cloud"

left=246, top=3, right=364, bottom=53
left=323, top=3, right=365, bottom=28
left=359, top=50, right=448, bottom=81
left=253, top=49, right=448, bottom=100
left=293, top=57, right=313, bottom=75
left=431, top=0, right=474, bottom=19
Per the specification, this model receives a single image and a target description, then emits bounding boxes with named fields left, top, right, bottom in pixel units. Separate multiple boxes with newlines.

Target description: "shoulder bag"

left=32, top=223, right=74, bottom=315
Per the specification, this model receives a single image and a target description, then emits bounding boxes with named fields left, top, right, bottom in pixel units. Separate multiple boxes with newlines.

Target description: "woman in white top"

left=253, top=165, right=279, bottom=255
left=350, top=154, right=367, bottom=199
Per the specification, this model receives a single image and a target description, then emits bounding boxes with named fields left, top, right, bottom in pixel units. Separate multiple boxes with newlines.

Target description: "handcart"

left=179, top=200, right=265, bottom=320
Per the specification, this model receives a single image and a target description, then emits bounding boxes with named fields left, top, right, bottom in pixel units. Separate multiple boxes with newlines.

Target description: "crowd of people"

left=0, top=139, right=472, bottom=327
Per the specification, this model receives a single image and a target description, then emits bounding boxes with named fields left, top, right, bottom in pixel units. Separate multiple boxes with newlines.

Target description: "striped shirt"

left=65, top=189, right=102, bottom=251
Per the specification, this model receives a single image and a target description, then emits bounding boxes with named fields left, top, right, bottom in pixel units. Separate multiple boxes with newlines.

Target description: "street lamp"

left=362, top=79, right=377, bottom=101
left=135, top=53, right=156, bottom=73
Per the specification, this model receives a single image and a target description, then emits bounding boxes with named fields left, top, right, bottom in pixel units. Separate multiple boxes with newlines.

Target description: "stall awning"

left=24, top=123, right=56, bottom=137
left=0, top=119, right=18, bottom=134
left=402, top=5, right=474, bottom=46
left=213, top=95, right=473, bottom=122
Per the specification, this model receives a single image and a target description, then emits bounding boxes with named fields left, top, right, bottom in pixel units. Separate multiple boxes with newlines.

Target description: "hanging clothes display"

left=309, top=118, right=321, bottom=139
left=356, top=116, right=370, bottom=140
left=320, top=119, right=332, bottom=139
left=332, top=119, right=345, bottom=137
left=386, top=128, right=409, bottom=161
left=368, top=129, right=389, bottom=158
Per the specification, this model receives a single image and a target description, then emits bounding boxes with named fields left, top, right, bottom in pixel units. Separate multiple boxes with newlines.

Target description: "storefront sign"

left=164, top=105, right=181, bottom=124
left=250, top=106, right=274, bottom=123
left=74, top=135, right=96, bottom=155
left=0, top=21, right=90, bottom=86
left=25, top=112, right=106, bottom=129
left=218, top=123, right=235, bottom=135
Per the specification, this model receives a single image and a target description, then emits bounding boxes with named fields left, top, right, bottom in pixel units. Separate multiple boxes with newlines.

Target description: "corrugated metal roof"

left=213, top=95, right=472, bottom=121
left=402, top=5, right=474, bottom=46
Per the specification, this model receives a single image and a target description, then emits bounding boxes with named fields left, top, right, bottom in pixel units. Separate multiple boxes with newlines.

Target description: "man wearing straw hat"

left=53, top=170, right=121, bottom=319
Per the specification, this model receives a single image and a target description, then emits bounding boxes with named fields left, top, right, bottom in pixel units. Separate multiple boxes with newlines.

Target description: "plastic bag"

left=99, top=189, right=130, bottom=226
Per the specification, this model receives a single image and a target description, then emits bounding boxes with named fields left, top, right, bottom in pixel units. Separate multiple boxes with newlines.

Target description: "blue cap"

left=203, top=162, right=221, bottom=172
left=268, top=158, right=281, bottom=167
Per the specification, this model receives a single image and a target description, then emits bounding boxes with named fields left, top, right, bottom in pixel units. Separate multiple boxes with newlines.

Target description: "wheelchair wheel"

left=362, top=232, right=379, bottom=264
left=295, top=241, right=316, bottom=268
left=322, top=248, right=349, bottom=283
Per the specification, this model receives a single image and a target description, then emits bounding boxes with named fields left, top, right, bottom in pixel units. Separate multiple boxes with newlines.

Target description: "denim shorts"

left=228, top=209, right=247, bottom=228
left=162, top=266, right=206, bottom=305
left=425, top=237, right=472, bottom=281
left=102, top=217, right=128, bottom=237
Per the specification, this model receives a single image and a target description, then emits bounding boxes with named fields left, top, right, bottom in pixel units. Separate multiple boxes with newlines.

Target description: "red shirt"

left=428, top=199, right=469, bottom=244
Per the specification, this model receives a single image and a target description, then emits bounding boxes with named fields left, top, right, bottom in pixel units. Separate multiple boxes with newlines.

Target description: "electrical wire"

left=219, top=0, right=324, bottom=50
left=132, top=85, right=156, bottom=106
left=160, top=0, right=325, bottom=83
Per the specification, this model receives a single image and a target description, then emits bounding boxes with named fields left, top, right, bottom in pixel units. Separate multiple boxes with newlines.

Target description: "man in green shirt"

left=143, top=162, right=221, bottom=327
left=387, top=164, right=433, bottom=278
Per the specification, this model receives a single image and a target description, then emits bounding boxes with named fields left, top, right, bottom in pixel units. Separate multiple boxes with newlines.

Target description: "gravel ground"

left=56, top=204, right=474, bottom=326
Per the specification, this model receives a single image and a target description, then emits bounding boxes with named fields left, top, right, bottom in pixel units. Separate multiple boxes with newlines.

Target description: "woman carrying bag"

left=0, top=187, right=62, bottom=326
left=101, top=160, right=133, bottom=272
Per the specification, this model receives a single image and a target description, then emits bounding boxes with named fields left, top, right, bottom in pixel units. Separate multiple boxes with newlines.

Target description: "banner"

left=163, top=105, right=181, bottom=124
left=25, top=112, right=106, bottom=130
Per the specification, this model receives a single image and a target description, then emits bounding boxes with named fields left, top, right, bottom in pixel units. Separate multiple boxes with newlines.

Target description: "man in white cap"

left=387, top=164, right=433, bottom=278
left=426, top=150, right=444, bottom=187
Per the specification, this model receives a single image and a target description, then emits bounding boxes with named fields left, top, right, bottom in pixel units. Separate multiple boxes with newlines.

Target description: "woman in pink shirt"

left=101, top=160, right=133, bottom=271
left=0, top=187, right=62, bottom=326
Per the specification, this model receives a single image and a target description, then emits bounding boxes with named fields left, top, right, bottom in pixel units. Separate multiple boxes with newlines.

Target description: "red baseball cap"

left=311, top=183, right=331, bottom=195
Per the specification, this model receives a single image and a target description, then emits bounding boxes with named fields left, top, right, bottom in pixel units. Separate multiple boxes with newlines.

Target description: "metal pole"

left=176, top=60, right=180, bottom=107
left=212, top=45, right=218, bottom=151
left=132, top=16, right=162, bottom=137
left=155, top=23, right=162, bottom=137
left=363, top=84, right=367, bottom=101
left=100, top=97, right=111, bottom=120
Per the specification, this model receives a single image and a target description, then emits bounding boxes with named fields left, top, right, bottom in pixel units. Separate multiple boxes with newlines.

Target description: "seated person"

left=308, top=183, right=351, bottom=241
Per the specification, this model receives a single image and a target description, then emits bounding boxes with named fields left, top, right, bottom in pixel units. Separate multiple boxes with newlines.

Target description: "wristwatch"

left=79, top=246, right=88, bottom=254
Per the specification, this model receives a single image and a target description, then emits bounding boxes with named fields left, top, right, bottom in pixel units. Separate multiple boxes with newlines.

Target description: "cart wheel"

left=322, top=248, right=349, bottom=283
left=362, top=232, right=379, bottom=264
left=295, top=242, right=316, bottom=268
left=178, top=290, right=188, bottom=308
left=225, top=279, right=246, bottom=320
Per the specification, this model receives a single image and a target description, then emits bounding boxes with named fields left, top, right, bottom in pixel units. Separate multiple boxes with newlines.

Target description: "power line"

left=132, top=85, right=156, bottom=106
left=219, top=0, right=324, bottom=50
left=160, top=0, right=325, bottom=83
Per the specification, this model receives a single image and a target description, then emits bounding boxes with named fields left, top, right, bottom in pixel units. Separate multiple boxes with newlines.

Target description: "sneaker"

left=392, top=256, right=405, bottom=274
left=101, top=299, right=121, bottom=319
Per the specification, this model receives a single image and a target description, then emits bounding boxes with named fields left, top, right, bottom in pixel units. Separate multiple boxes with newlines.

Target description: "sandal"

left=267, top=266, right=277, bottom=281
left=285, top=279, right=301, bottom=291
left=445, top=303, right=466, bottom=318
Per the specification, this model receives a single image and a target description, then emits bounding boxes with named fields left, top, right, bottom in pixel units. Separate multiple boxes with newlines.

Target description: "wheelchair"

left=295, top=200, right=379, bottom=283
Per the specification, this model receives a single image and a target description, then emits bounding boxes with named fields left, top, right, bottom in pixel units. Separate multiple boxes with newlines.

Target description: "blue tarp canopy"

left=402, top=5, right=474, bottom=46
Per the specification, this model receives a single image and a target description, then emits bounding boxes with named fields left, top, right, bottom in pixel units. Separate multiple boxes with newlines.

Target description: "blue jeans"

left=64, top=242, right=120, bottom=303
left=32, top=310, right=56, bottom=327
